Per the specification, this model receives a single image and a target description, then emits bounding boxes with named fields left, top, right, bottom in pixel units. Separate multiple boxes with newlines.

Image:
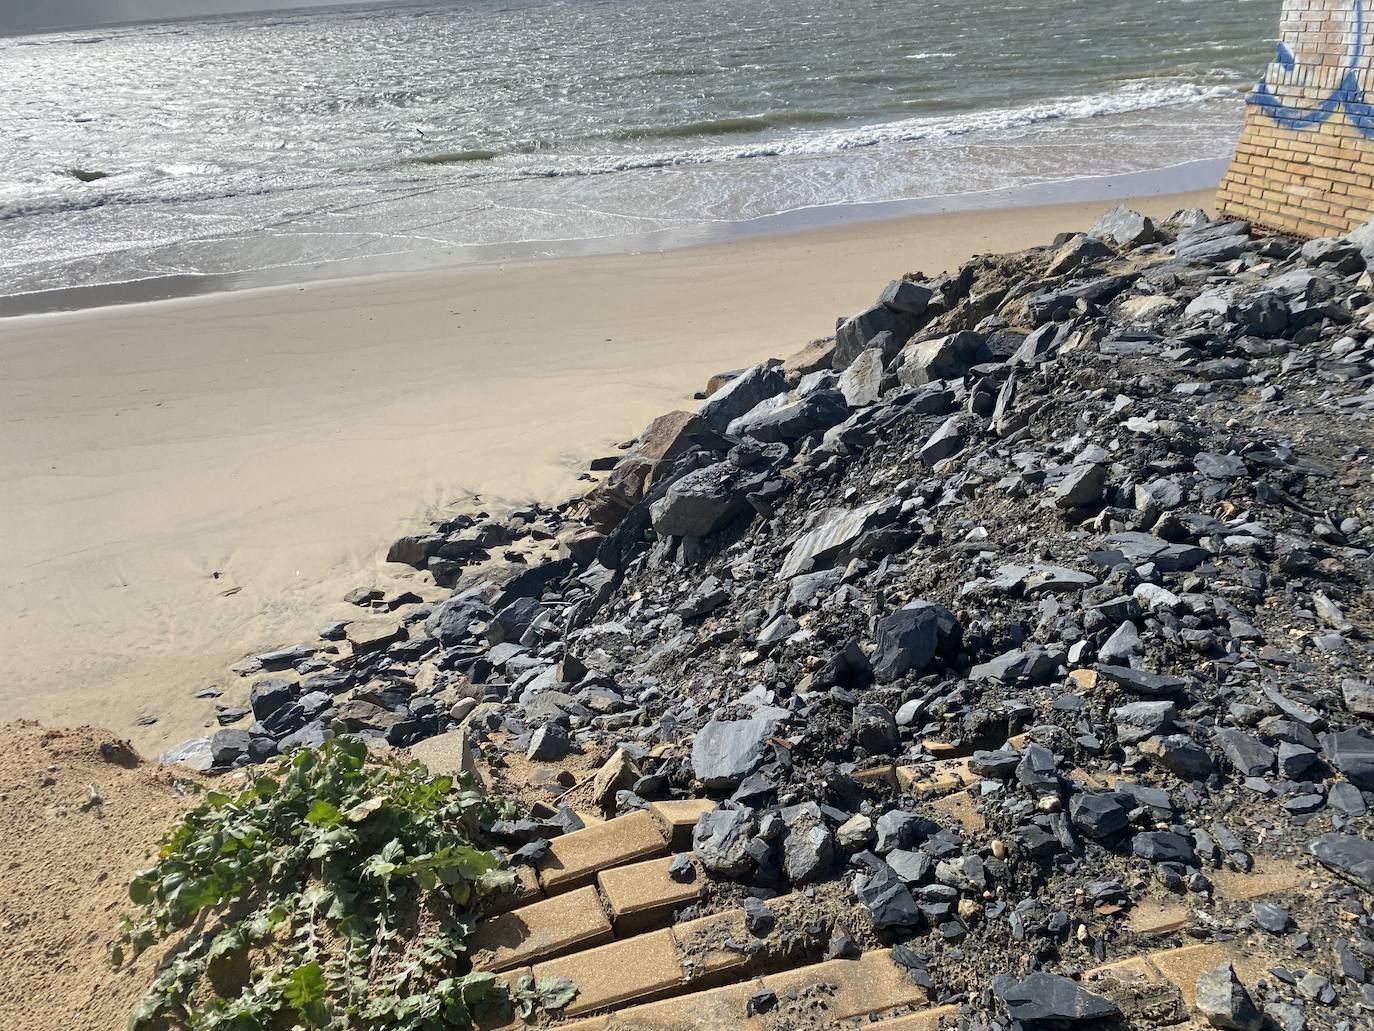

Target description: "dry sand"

left=0, top=722, right=198, bottom=1031
left=0, top=190, right=1211, bottom=755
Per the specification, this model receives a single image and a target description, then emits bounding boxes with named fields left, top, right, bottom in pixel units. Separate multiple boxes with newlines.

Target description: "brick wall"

left=1219, top=0, right=1374, bottom=237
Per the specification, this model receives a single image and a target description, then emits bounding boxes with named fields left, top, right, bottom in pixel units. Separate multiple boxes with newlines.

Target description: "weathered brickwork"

left=1219, top=0, right=1374, bottom=236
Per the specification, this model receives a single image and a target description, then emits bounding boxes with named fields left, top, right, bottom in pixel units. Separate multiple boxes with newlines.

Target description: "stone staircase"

left=461, top=762, right=1306, bottom=1030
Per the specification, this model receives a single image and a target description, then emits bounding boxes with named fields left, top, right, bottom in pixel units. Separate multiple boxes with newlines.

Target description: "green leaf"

left=128, top=873, right=155, bottom=906
left=304, top=800, right=342, bottom=827
left=111, top=736, right=516, bottom=1030
left=343, top=796, right=385, bottom=822
left=535, top=975, right=578, bottom=1011
left=282, top=961, right=329, bottom=1027
left=127, top=991, right=169, bottom=1031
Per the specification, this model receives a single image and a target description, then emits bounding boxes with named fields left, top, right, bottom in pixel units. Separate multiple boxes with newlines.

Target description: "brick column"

left=1219, top=0, right=1374, bottom=236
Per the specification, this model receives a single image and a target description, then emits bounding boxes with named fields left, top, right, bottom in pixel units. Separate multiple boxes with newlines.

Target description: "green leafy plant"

left=112, top=738, right=576, bottom=1030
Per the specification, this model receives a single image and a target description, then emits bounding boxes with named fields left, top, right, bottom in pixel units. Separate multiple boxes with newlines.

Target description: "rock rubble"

left=165, top=207, right=1374, bottom=1030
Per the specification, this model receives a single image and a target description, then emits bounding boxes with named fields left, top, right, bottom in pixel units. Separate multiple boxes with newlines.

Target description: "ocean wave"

left=413, top=149, right=503, bottom=164
left=0, top=78, right=1233, bottom=226
left=605, top=110, right=843, bottom=142
left=437, top=79, right=1239, bottom=183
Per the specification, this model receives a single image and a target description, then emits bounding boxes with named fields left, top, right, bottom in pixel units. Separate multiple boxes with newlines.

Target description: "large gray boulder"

left=649, top=461, right=758, bottom=538
left=697, top=362, right=787, bottom=431
left=837, top=347, right=889, bottom=407
left=726, top=389, right=848, bottom=443
left=1089, top=205, right=1158, bottom=249
left=877, top=278, right=932, bottom=316
left=894, top=331, right=991, bottom=387
left=832, top=301, right=922, bottom=370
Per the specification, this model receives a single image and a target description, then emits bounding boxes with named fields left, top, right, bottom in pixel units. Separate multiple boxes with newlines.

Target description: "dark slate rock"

left=210, top=728, right=252, bottom=767
left=386, top=533, right=442, bottom=568
left=783, top=824, right=836, bottom=885
left=886, top=848, right=932, bottom=885
left=858, top=860, right=922, bottom=929
left=918, top=413, right=973, bottom=466
left=1195, top=961, right=1263, bottom=1031
left=254, top=644, right=315, bottom=671
left=878, top=278, right=933, bottom=317
left=1055, top=463, right=1108, bottom=510
left=649, top=461, right=759, bottom=538
left=876, top=810, right=934, bottom=854
left=425, top=596, right=493, bottom=647
left=1141, top=734, right=1214, bottom=781
left=871, top=601, right=960, bottom=683
left=486, top=597, right=545, bottom=646
left=668, top=852, right=696, bottom=883
left=1090, top=206, right=1158, bottom=248
left=1253, top=901, right=1291, bottom=934
left=993, top=972, right=1120, bottom=1025
left=1132, top=830, right=1197, bottom=865
left=1322, top=729, right=1374, bottom=789
left=1112, top=700, right=1177, bottom=744
left=1342, top=678, right=1374, bottom=717
left=1214, top=728, right=1275, bottom=778
left=492, top=558, right=574, bottom=610
left=278, top=720, right=327, bottom=753
left=248, top=678, right=296, bottom=720
left=895, top=331, right=991, bottom=388
left=691, top=711, right=786, bottom=790
left=970, top=647, right=1058, bottom=685
left=526, top=724, right=573, bottom=762
left=1103, top=531, right=1210, bottom=572
left=1015, top=744, right=1060, bottom=796
left=1195, top=452, right=1248, bottom=480
left=833, top=305, right=920, bottom=370
left=970, top=748, right=1022, bottom=779
left=1096, top=664, right=1189, bottom=697
left=853, top=704, right=900, bottom=755
left=692, top=807, right=754, bottom=876
left=1310, top=833, right=1374, bottom=891
left=1069, top=792, right=1130, bottom=839
left=215, top=706, right=249, bottom=726
left=742, top=895, right=775, bottom=937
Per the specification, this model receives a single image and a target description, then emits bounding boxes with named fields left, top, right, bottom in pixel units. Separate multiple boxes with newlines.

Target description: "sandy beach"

left=0, top=189, right=1211, bottom=754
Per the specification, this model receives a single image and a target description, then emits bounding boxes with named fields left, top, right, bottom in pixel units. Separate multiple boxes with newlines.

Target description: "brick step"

left=861, top=940, right=1274, bottom=1031
left=536, top=801, right=714, bottom=894
left=551, top=948, right=930, bottom=1030
left=478, top=882, right=820, bottom=1014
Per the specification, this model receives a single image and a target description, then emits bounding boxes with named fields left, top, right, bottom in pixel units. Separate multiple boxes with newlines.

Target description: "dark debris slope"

left=173, top=205, right=1374, bottom=1030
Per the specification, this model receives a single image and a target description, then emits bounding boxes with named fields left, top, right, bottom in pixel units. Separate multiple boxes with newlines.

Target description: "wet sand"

left=0, top=189, right=1211, bottom=754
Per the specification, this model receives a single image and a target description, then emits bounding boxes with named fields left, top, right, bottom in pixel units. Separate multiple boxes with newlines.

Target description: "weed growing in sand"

left=111, top=737, right=576, bottom=1029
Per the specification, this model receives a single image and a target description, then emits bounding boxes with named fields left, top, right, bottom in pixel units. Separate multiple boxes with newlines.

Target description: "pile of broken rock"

left=165, top=206, right=1374, bottom=1030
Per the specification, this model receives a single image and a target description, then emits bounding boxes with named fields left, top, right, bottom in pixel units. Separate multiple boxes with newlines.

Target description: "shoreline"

left=0, top=159, right=1227, bottom=318
left=0, top=187, right=1213, bottom=755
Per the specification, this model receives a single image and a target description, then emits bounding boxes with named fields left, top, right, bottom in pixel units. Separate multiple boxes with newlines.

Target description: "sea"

left=0, top=0, right=1282, bottom=312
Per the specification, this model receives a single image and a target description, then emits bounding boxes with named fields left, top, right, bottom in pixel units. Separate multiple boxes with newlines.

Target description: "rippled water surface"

left=0, top=0, right=1282, bottom=301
